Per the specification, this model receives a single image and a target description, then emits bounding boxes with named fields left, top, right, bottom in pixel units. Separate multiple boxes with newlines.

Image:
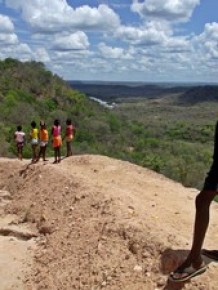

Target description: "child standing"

left=14, top=125, right=26, bottom=160
left=52, top=119, right=62, bottom=163
left=64, top=118, right=76, bottom=157
left=36, top=121, right=49, bottom=162
left=29, top=121, right=39, bottom=162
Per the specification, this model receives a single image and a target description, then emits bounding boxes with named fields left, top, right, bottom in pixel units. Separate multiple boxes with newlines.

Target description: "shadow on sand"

left=160, top=248, right=215, bottom=290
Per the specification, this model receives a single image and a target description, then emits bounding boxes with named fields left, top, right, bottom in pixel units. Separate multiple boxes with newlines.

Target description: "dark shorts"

left=203, top=161, right=218, bottom=191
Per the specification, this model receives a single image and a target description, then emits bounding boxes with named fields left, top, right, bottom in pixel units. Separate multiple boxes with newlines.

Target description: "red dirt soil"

left=0, top=155, right=218, bottom=290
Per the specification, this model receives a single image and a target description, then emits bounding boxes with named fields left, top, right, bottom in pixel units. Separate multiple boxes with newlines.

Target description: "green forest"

left=0, top=58, right=217, bottom=190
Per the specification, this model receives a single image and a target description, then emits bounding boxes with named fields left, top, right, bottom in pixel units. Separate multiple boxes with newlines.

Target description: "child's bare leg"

left=17, top=148, right=20, bottom=160
left=32, top=145, right=37, bottom=161
left=66, top=141, right=72, bottom=156
left=54, top=148, right=58, bottom=163
left=43, top=146, right=47, bottom=161
left=20, top=147, right=23, bottom=160
left=36, top=147, right=42, bottom=161
left=57, top=146, right=61, bottom=162
left=58, top=147, right=61, bottom=162
left=18, top=147, right=22, bottom=160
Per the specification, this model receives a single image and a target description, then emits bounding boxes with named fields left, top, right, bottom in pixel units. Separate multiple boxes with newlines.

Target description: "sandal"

left=202, top=249, right=218, bottom=261
left=169, top=262, right=207, bottom=282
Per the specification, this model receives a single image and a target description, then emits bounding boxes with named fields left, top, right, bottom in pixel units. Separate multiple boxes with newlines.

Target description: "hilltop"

left=1, top=155, right=218, bottom=290
left=1, top=58, right=218, bottom=202
left=178, top=85, right=218, bottom=104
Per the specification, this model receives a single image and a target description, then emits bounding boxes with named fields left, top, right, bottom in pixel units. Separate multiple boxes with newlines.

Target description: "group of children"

left=14, top=118, right=76, bottom=163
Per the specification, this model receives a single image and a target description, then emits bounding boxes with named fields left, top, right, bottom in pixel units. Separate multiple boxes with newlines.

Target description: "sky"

left=0, top=0, right=218, bottom=83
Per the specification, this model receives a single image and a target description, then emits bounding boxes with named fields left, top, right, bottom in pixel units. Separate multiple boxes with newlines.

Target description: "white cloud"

left=72, top=4, right=120, bottom=30
left=5, top=0, right=120, bottom=33
left=15, top=43, right=32, bottom=55
left=98, top=43, right=133, bottom=59
left=53, top=31, right=90, bottom=51
left=34, top=48, right=50, bottom=63
left=0, top=43, right=32, bottom=61
left=0, top=33, right=18, bottom=45
left=51, top=56, right=115, bottom=80
left=131, top=0, right=200, bottom=22
left=0, top=14, right=14, bottom=32
left=0, top=13, right=33, bottom=60
left=162, top=37, right=191, bottom=53
left=0, top=0, right=217, bottom=82
left=0, top=14, right=18, bottom=45
left=194, top=22, right=218, bottom=59
left=53, top=50, right=93, bottom=62
left=114, top=21, right=171, bottom=45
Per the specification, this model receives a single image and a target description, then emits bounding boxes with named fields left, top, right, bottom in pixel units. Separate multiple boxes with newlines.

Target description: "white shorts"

left=40, top=141, right=48, bottom=147
left=31, top=138, right=38, bottom=145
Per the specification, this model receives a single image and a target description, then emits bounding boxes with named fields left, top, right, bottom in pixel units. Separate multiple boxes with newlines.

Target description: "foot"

left=53, top=160, right=58, bottom=164
left=202, top=249, right=218, bottom=261
left=169, top=262, right=207, bottom=282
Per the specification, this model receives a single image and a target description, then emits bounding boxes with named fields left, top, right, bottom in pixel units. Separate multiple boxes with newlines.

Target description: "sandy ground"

left=0, top=155, right=218, bottom=290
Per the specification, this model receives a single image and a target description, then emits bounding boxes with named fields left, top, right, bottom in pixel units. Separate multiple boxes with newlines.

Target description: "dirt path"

left=0, top=189, right=36, bottom=290
left=1, top=155, right=218, bottom=290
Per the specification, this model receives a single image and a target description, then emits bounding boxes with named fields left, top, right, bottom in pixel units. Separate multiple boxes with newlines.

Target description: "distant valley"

left=68, top=81, right=218, bottom=105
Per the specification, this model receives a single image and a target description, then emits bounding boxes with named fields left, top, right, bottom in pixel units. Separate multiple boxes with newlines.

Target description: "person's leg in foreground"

left=169, top=189, right=216, bottom=282
left=170, top=122, right=218, bottom=282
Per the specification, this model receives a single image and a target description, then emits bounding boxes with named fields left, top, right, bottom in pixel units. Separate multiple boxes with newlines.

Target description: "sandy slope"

left=0, top=155, right=218, bottom=290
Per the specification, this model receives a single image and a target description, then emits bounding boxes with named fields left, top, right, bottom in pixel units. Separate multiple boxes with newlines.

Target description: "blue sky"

left=0, top=0, right=218, bottom=83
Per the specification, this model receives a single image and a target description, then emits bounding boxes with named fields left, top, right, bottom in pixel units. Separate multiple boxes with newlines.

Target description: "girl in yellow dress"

left=29, top=121, right=39, bottom=162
